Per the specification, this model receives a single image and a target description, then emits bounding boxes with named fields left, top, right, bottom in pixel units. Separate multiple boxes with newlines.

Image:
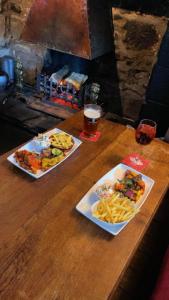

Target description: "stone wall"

left=0, top=9, right=5, bottom=46
left=0, top=0, right=46, bottom=85
left=112, top=8, right=168, bottom=119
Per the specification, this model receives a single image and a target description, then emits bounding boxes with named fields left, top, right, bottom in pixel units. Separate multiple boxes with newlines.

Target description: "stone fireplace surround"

left=0, top=1, right=169, bottom=125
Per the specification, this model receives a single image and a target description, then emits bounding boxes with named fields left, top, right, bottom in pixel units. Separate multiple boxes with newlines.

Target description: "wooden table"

left=0, top=112, right=169, bottom=300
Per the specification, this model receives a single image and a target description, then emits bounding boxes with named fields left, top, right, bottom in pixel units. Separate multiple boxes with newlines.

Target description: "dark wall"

left=139, top=26, right=169, bottom=136
left=112, top=0, right=169, bottom=17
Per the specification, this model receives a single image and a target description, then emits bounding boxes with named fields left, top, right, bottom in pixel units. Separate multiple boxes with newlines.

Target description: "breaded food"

left=15, top=150, right=42, bottom=174
left=49, top=132, right=74, bottom=150
left=42, top=153, right=65, bottom=170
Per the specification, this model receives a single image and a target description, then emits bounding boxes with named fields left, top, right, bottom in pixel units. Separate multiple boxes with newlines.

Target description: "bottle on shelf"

left=15, top=57, right=24, bottom=89
left=83, top=82, right=101, bottom=105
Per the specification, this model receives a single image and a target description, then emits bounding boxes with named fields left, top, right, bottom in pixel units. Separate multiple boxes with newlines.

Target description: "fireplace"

left=0, top=0, right=169, bottom=152
left=36, top=50, right=90, bottom=110
left=34, top=48, right=122, bottom=116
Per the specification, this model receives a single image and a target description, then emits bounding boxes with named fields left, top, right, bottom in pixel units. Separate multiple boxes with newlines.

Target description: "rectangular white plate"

left=76, top=163, right=154, bottom=235
left=7, top=128, right=82, bottom=179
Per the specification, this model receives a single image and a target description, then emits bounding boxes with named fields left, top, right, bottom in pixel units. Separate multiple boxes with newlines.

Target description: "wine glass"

left=135, top=119, right=157, bottom=145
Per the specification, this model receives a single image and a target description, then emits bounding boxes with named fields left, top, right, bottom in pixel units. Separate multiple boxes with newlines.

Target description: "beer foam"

left=84, top=108, right=101, bottom=119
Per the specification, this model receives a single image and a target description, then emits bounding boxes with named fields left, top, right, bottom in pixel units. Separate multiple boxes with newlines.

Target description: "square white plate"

left=76, top=163, right=154, bottom=235
left=7, top=128, right=82, bottom=179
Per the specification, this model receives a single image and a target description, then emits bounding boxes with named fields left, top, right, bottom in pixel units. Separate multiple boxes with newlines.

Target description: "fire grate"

left=36, top=65, right=88, bottom=111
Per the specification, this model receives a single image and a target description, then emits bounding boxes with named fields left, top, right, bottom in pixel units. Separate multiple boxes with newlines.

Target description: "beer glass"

left=135, top=119, right=157, bottom=145
left=83, top=104, right=102, bottom=137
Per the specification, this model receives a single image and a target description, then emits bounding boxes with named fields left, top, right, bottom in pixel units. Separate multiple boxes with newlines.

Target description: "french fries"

left=92, top=192, right=139, bottom=224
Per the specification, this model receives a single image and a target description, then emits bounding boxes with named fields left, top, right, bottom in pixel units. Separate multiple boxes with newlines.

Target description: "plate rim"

left=76, top=163, right=154, bottom=235
left=7, top=128, right=82, bottom=179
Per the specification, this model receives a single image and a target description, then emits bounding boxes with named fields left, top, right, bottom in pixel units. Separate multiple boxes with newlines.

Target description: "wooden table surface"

left=0, top=111, right=169, bottom=300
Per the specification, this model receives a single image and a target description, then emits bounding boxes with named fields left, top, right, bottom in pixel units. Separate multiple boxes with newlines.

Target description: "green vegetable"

left=51, top=148, right=63, bottom=156
left=125, top=179, right=133, bottom=187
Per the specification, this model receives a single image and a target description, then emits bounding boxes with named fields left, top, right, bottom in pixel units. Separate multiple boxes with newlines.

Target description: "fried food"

left=49, top=132, right=74, bottom=150
left=92, top=192, right=139, bottom=224
left=42, top=153, right=65, bottom=170
left=15, top=147, right=65, bottom=174
left=15, top=150, right=42, bottom=174
left=14, top=131, right=74, bottom=174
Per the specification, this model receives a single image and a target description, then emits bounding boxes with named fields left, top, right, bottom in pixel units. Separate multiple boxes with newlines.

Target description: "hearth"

left=0, top=118, right=33, bottom=155
left=0, top=86, right=62, bottom=135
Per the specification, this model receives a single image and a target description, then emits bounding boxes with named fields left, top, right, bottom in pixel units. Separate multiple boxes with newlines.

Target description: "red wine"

left=136, top=124, right=156, bottom=145
left=136, top=132, right=152, bottom=144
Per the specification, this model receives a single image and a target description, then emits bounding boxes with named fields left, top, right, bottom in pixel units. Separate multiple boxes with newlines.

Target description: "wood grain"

left=27, top=100, right=76, bottom=120
left=0, top=111, right=169, bottom=300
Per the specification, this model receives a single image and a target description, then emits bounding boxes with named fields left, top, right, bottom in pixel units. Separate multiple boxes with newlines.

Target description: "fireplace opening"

left=36, top=50, right=90, bottom=111
left=35, top=48, right=122, bottom=117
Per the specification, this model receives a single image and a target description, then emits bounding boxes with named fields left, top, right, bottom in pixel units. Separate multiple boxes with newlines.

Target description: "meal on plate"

left=14, top=132, right=74, bottom=174
left=95, top=183, right=114, bottom=198
left=33, top=133, right=51, bottom=151
left=15, top=150, right=42, bottom=174
left=49, top=132, right=74, bottom=150
left=41, top=147, right=65, bottom=170
left=92, top=192, right=139, bottom=224
left=114, top=169, right=145, bottom=202
left=95, top=170, right=145, bottom=203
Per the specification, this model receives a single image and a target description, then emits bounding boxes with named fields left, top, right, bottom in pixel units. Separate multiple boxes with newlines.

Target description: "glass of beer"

left=135, top=119, right=157, bottom=145
left=83, top=104, right=102, bottom=137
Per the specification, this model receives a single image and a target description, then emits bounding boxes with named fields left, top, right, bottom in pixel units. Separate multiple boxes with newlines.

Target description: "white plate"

left=76, top=163, right=154, bottom=235
left=7, top=128, right=82, bottom=179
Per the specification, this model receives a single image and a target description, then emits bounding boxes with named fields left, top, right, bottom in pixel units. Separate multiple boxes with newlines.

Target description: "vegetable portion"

left=114, top=170, right=145, bottom=202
